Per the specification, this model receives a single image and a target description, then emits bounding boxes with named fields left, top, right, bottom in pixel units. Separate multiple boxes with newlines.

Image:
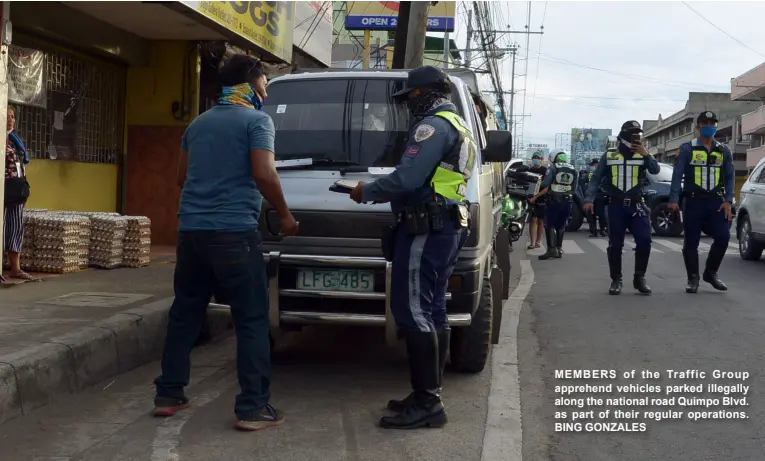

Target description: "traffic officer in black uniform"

left=586, top=158, right=608, bottom=237
left=530, top=150, right=577, bottom=260
left=527, top=151, right=548, bottom=249
left=667, top=111, right=734, bottom=293
left=350, top=65, right=472, bottom=430
left=584, top=121, right=660, bottom=295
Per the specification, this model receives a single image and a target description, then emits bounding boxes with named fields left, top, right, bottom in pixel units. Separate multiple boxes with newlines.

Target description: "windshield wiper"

left=275, top=155, right=366, bottom=174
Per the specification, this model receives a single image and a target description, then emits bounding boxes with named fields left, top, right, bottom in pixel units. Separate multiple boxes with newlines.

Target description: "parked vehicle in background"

left=257, top=68, right=513, bottom=373
left=736, top=157, right=765, bottom=261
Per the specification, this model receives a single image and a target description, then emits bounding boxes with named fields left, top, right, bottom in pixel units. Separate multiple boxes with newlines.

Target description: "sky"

left=438, top=0, right=765, bottom=152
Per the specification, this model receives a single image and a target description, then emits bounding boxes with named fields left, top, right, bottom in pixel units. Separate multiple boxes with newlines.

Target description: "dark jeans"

left=154, top=229, right=271, bottom=420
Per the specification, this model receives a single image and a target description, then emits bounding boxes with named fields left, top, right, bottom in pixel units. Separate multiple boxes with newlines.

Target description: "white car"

left=736, top=156, right=765, bottom=260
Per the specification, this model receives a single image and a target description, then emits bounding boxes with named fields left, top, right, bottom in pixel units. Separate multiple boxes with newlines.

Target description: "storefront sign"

left=345, top=1, right=455, bottom=32
left=8, top=45, right=47, bottom=109
left=181, top=1, right=294, bottom=63
left=293, top=1, right=332, bottom=66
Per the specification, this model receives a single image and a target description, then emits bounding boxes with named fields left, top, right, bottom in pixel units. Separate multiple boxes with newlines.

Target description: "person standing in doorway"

left=3, top=105, right=33, bottom=282
left=526, top=151, right=547, bottom=249
left=667, top=111, right=734, bottom=293
left=153, top=54, right=298, bottom=431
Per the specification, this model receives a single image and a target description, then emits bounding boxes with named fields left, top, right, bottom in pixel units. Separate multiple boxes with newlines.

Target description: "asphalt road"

left=519, top=231, right=765, bottom=461
left=0, top=324, right=495, bottom=461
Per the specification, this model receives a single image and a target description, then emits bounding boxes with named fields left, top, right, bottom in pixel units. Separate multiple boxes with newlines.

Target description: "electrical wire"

left=528, top=1, right=547, bottom=119
left=681, top=1, right=765, bottom=58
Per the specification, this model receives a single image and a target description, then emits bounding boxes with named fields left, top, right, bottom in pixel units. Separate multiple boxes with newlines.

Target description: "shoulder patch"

left=414, top=124, right=436, bottom=143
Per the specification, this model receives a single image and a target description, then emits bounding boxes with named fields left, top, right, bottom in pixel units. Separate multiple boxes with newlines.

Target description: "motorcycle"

left=502, top=164, right=543, bottom=242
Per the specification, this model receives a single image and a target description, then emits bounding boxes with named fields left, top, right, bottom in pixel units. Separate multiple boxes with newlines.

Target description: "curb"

left=0, top=297, right=234, bottom=426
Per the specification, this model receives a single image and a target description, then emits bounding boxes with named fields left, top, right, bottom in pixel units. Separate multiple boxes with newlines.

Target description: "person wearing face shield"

left=349, top=65, right=472, bottom=430
left=667, top=111, right=734, bottom=294
left=530, top=150, right=577, bottom=260
left=584, top=121, right=660, bottom=295
left=526, top=151, right=548, bottom=249
left=586, top=158, right=608, bottom=237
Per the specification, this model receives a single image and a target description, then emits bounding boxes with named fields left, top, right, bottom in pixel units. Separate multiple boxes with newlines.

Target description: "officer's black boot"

left=703, top=244, right=728, bottom=291
left=380, top=331, right=447, bottom=429
left=554, top=229, right=565, bottom=258
left=538, top=227, right=558, bottom=260
left=607, top=247, right=623, bottom=295
left=682, top=249, right=700, bottom=293
left=632, top=247, right=652, bottom=295
left=588, top=214, right=597, bottom=237
left=387, top=328, right=450, bottom=413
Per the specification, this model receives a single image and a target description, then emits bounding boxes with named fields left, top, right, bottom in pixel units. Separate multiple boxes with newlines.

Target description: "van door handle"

left=749, top=187, right=756, bottom=192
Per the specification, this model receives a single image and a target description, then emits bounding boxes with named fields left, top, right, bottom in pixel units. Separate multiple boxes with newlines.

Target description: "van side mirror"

left=482, top=130, right=513, bottom=163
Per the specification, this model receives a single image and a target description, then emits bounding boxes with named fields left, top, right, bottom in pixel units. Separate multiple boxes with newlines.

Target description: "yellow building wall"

left=23, top=41, right=196, bottom=213
left=25, top=160, right=118, bottom=212
left=125, top=40, right=199, bottom=127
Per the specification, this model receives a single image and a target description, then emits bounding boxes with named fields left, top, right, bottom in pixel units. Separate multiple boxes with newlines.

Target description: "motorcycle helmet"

left=551, top=149, right=569, bottom=164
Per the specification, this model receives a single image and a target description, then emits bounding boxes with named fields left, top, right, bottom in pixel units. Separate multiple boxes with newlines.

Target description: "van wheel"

left=451, top=271, right=493, bottom=373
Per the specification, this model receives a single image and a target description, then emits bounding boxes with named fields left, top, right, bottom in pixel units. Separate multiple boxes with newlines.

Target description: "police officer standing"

left=667, top=111, right=734, bottom=293
left=527, top=151, right=548, bottom=249
left=586, top=158, right=608, bottom=237
left=530, top=150, right=577, bottom=260
left=349, top=66, right=472, bottom=430
left=584, top=121, right=660, bottom=295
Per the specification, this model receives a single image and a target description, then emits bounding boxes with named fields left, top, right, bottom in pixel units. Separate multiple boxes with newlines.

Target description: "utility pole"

left=391, top=1, right=411, bottom=69
left=404, top=0, right=429, bottom=68
left=464, top=9, right=473, bottom=68
left=442, top=30, right=450, bottom=68
left=509, top=47, right=517, bottom=140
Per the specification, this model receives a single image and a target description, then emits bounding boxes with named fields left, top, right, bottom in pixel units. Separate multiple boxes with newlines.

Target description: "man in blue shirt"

left=153, top=54, right=298, bottom=431
left=667, top=111, right=735, bottom=293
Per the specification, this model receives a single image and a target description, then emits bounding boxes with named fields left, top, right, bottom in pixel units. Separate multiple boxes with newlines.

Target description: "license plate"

left=296, top=269, right=375, bottom=293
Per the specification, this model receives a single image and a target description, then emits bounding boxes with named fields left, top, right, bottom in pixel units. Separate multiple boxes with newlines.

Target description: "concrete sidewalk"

left=0, top=262, right=233, bottom=426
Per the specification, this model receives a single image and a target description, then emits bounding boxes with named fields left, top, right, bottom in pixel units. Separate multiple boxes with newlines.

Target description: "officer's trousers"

left=682, top=197, right=731, bottom=252
left=390, top=221, right=468, bottom=332
left=588, top=196, right=608, bottom=231
left=545, top=198, right=572, bottom=230
left=606, top=201, right=652, bottom=250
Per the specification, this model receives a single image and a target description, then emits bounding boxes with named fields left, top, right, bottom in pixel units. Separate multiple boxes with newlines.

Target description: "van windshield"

left=263, top=78, right=414, bottom=167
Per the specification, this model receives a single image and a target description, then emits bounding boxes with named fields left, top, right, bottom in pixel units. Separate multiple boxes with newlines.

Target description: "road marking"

left=151, top=391, right=221, bottom=461
left=562, top=240, right=584, bottom=254
left=482, top=259, right=533, bottom=461
left=697, top=242, right=711, bottom=252
left=589, top=239, right=609, bottom=252
left=727, top=242, right=739, bottom=255
left=654, top=239, right=683, bottom=251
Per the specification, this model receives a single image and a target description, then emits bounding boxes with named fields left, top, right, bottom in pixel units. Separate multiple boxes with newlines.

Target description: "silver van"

left=258, top=69, right=513, bottom=373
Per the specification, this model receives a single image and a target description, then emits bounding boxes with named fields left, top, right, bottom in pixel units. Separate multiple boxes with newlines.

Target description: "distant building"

left=642, top=92, right=759, bottom=174
left=731, top=62, right=765, bottom=170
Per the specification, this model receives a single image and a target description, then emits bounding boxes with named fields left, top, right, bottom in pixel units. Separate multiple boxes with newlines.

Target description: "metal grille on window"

left=14, top=48, right=125, bottom=164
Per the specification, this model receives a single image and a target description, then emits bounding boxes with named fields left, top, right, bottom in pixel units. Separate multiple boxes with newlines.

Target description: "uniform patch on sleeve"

left=406, top=145, right=421, bottom=155
left=414, top=124, right=436, bottom=142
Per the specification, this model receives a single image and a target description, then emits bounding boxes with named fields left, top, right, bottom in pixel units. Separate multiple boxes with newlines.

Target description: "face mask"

left=700, top=125, right=717, bottom=138
left=532, top=159, right=541, bottom=166
left=248, top=84, right=264, bottom=110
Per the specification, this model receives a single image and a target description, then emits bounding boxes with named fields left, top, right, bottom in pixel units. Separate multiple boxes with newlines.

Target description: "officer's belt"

left=397, top=203, right=467, bottom=223
left=606, top=195, right=644, bottom=207
left=683, top=190, right=724, bottom=200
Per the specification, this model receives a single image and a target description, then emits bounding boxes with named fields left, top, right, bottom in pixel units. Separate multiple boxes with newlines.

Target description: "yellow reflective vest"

left=430, top=111, right=478, bottom=201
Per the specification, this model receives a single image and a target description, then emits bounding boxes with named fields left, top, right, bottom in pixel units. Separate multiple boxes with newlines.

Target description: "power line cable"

left=681, top=1, right=765, bottom=58
left=528, top=1, right=547, bottom=118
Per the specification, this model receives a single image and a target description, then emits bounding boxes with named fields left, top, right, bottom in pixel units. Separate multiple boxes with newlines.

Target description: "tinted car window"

left=263, top=78, right=412, bottom=167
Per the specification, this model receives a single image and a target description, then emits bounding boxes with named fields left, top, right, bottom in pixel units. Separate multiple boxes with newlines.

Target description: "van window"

left=263, top=77, right=466, bottom=168
left=263, top=78, right=412, bottom=167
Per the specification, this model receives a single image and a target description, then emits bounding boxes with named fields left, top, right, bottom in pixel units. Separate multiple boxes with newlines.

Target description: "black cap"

left=697, top=111, right=719, bottom=124
left=620, top=120, right=643, bottom=133
left=393, top=65, right=449, bottom=99
left=589, top=158, right=599, bottom=166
